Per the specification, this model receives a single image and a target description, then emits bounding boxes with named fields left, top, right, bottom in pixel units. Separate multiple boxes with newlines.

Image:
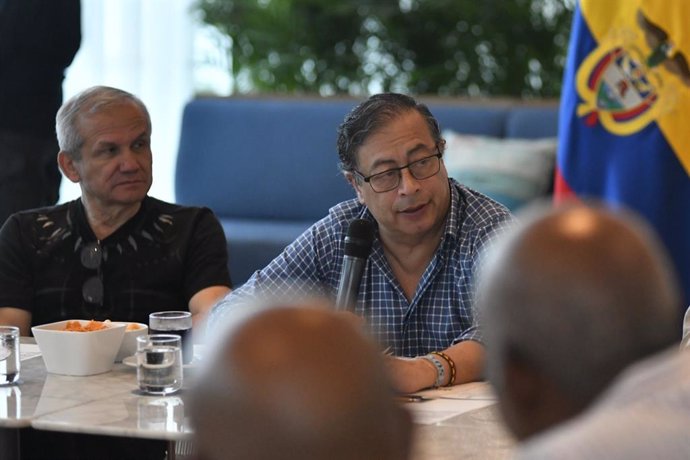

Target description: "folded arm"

left=189, top=285, right=232, bottom=331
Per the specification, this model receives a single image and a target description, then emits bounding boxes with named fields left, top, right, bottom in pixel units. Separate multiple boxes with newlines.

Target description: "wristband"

left=421, top=354, right=445, bottom=388
left=431, top=351, right=456, bottom=386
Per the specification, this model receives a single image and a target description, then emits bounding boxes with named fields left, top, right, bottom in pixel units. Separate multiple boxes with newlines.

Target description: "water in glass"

left=137, top=335, right=183, bottom=395
left=0, top=327, right=20, bottom=385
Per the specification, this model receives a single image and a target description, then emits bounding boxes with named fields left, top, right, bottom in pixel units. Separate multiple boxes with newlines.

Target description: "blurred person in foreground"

left=477, top=202, right=689, bottom=458
left=209, top=93, right=513, bottom=394
left=191, top=302, right=413, bottom=460
left=0, top=0, right=81, bottom=225
left=0, top=85, right=231, bottom=337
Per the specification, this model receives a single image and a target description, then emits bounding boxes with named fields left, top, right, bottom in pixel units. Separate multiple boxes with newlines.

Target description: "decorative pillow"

left=442, top=130, right=558, bottom=210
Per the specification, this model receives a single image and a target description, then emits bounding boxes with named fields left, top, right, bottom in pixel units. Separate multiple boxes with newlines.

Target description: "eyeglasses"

left=353, top=146, right=443, bottom=193
left=80, top=242, right=104, bottom=306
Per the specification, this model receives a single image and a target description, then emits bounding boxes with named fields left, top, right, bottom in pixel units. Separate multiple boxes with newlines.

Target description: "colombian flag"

left=555, top=0, right=690, bottom=311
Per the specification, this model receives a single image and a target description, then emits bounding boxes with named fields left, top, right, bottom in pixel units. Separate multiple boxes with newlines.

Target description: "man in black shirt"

left=0, top=86, right=232, bottom=336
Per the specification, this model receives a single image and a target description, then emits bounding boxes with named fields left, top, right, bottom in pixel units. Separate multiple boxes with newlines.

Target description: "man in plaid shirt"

left=210, top=93, right=513, bottom=393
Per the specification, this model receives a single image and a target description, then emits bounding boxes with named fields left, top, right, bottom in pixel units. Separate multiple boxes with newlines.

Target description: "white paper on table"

left=405, top=398, right=496, bottom=425
left=413, top=381, right=497, bottom=401
left=402, top=381, right=498, bottom=425
left=20, top=343, right=42, bottom=361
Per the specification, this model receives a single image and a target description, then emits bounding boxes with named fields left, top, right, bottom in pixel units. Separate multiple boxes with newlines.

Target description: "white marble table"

left=407, top=383, right=516, bottom=459
left=0, top=339, right=516, bottom=459
left=0, top=339, right=194, bottom=459
left=0, top=341, right=193, bottom=440
left=411, top=405, right=516, bottom=460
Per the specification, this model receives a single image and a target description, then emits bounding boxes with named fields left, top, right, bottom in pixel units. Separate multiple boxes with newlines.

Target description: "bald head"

left=191, top=305, right=411, bottom=460
left=478, top=203, right=680, bottom=439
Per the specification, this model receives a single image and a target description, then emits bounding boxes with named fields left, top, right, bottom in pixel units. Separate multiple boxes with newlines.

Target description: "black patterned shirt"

left=0, top=196, right=231, bottom=327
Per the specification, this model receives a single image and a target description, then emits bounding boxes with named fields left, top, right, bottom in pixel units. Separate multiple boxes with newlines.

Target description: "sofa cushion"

left=220, top=218, right=313, bottom=286
left=505, top=106, right=561, bottom=139
left=176, top=98, right=356, bottom=221
left=427, top=105, right=510, bottom=137
left=442, top=130, right=557, bottom=210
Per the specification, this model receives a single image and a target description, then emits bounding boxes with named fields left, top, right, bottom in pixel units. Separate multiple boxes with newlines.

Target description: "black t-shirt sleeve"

left=0, top=215, right=34, bottom=312
left=182, top=208, right=232, bottom=302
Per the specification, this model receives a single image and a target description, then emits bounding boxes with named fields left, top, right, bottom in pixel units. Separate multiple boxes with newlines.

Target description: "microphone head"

left=344, top=219, right=375, bottom=259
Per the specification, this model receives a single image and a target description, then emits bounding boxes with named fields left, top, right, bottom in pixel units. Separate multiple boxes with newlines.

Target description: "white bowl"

left=32, top=320, right=126, bottom=376
left=114, top=322, right=148, bottom=362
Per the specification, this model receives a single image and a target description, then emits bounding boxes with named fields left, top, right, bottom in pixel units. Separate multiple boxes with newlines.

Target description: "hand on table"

left=385, top=355, right=437, bottom=394
left=383, top=341, right=485, bottom=394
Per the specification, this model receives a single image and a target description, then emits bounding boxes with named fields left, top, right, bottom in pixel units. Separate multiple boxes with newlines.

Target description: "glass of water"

left=136, top=334, right=183, bottom=395
left=0, top=326, right=20, bottom=386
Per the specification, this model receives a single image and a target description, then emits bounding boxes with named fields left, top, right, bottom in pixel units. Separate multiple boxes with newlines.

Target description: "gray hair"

left=56, top=85, right=151, bottom=159
left=336, top=93, right=443, bottom=173
left=477, top=202, right=680, bottom=408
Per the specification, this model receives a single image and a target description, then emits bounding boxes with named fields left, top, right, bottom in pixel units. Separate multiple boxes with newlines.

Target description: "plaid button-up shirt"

left=210, top=179, right=513, bottom=357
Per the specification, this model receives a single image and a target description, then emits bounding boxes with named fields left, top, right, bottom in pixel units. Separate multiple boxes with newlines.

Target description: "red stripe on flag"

left=553, top=167, right=579, bottom=205
left=588, top=48, right=617, bottom=90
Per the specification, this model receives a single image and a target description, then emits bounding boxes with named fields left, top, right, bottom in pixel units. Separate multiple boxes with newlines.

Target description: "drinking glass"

left=149, top=311, right=193, bottom=364
left=136, top=334, right=183, bottom=395
left=0, top=327, right=20, bottom=386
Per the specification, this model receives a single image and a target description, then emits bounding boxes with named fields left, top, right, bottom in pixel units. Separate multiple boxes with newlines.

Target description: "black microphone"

left=336, top=219, right=375, bottom=310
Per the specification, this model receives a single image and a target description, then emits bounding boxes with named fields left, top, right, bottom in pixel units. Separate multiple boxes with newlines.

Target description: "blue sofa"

left=175, top=97, right=559, bottom=286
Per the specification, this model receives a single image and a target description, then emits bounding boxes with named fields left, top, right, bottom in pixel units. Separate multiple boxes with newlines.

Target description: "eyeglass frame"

left=351, top=143, right=444, bottom=193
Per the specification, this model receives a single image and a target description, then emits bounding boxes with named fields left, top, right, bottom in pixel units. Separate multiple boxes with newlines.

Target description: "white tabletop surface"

left=1, top=339, right=516, bottom=458
left=1, top=341, right=194, bottom=440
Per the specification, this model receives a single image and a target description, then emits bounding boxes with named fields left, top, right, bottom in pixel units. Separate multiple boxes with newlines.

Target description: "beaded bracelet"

left=431, top=351, right=457, bottom=386
left=420, top=354, right=445, bottom=388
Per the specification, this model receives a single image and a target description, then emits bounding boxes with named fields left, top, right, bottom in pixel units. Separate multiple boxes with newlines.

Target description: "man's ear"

left=57, top=151, right=81, bottom=183
left=344, top=172, right=365, bottom=205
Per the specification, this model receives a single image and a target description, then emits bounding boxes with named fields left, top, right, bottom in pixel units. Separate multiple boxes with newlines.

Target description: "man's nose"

left=120, top=148, right=140, bottom=170
left=397, top=167, right=420, bottom=194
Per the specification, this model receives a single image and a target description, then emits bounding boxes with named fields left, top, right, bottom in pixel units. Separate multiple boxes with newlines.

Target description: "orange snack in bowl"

left=64, top=319, right=109, bottom=332
left=126, top=323, right=142, bottom=331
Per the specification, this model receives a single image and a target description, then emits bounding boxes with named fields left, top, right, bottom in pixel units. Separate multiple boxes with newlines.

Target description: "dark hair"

left=336, top=93, right=443, bottom=172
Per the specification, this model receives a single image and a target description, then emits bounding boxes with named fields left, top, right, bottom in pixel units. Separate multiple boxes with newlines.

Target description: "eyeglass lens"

left=80, top=242, right=104, bottom=305
left=80, top=243, right=103, bottom=270
left=369, top=154, right=440, bottom=192
left=82, top=276, right=104, bottom=305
